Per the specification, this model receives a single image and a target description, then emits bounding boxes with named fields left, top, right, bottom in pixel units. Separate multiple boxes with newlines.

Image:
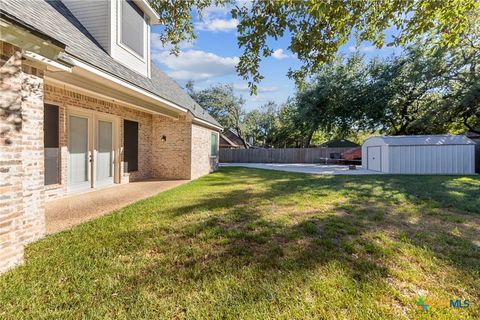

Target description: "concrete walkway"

left=220, top=163, right=382, bottom=175
left=45, top=179, right=188, bottom=234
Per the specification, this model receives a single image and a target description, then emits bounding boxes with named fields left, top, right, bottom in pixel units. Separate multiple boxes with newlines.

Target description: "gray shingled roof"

left=1, top=0, right=221, bottom=127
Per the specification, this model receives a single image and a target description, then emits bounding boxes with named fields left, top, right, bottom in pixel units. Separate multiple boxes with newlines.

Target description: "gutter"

left=23, top=51, right=72, bottom=72
left=192, top=116, right=223, bottom=131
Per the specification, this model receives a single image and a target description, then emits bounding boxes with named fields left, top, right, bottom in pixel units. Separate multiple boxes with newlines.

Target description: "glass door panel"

left=96, top=120, right=114, bottom=186
left=68, top=115, right=90, bottom=191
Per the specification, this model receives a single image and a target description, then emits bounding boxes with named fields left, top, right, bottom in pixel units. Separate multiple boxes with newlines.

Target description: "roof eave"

left=134, top=0, right=161, bottom=23
left=67, top=55, right=223, bottom=129
left=191, top=113, right=223, bottom=131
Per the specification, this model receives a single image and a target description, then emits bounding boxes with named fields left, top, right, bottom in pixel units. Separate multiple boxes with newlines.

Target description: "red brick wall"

left=0, top=41, right=46, bottom=272
left=191, top=124, right=219, bottom=179
left=151, top=115, right=192, bottom=180
left=43, top=84, right=155, bottom=199
left=0, top=39, right=219, bottom=273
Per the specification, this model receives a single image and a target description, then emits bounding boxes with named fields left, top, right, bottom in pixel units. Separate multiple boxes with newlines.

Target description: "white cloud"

left=259, top=86, right=280, bottom=93
left=196, top=18, right=238, bottom=32
left=150, top=32, right=194, bottom=51
left=233, top=83, right=279, bottom=93
left=152, top=50, right=239, bottom=81
left=272, top=48, right=289, bottom=60
left=202, top=5, right=231, bottom=19
left=194, top=5, right=238, bottom=32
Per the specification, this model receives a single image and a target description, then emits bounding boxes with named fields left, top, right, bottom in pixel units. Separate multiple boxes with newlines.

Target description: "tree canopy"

left=186, top=82, right=249, bottom=147
left=239, top=14, right=479, bottom=147
left=156, top=1, right=479, bottom=147
left=150, top=0, right=479, bottom=92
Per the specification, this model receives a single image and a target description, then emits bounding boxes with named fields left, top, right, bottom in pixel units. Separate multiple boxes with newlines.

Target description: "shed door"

left=367, top=146, right=381, bottom=171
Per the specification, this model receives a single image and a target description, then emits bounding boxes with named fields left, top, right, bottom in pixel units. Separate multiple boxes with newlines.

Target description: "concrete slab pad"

left=45, top=179, right=188, bottom=235
left=220, top=163, right=382, bottom=175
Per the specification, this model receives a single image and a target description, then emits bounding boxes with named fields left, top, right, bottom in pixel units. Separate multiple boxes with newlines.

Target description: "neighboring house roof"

left=1, top=0, right=221, bottom=128
left=219, top=133, right=240, bottom=148
left=320, top=139, right=359, bottom=148
left=365, top=135, right=476, bottom=146
left=223, top=129, right=249, bottom=148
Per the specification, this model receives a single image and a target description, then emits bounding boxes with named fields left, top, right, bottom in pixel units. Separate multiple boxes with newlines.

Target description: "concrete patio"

left=45, top=179, right=188, bottom=234
left=220, top=163, right=382, bottom=175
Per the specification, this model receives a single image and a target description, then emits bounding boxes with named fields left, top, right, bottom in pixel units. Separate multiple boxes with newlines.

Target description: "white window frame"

left=117, top=0, right=147, bottom=61
left=210, top=132, right=218, bottom=157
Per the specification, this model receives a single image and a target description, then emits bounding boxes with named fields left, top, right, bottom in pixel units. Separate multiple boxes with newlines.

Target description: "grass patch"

left=1, top=168, right=479, bottom=319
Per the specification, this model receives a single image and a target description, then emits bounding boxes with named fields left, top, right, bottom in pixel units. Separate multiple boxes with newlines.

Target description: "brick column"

left=18, top=63, right=46, bottom=244
left=0, top=41, right=45, bottom=273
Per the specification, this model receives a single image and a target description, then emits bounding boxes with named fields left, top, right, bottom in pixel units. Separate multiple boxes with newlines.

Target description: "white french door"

left=95, top=118, right=114, bottom=187
left=68, top=114, right=91, bottom=192
left=68, top=108, right=118, bottom=192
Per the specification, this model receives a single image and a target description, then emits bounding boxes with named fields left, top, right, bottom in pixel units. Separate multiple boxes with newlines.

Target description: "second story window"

left=121, top=0, right=145, bottom=57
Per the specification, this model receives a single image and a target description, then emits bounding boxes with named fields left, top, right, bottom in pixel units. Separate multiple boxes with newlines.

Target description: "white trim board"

left=68, top=56, right=187, bottom=114
left=23, top=51, right=72, bottom=72
left=66, top=56, right=222, bottom=130
left=192, top=117, right=223, bottom=132
left=45, top=76, right=180, bottom=120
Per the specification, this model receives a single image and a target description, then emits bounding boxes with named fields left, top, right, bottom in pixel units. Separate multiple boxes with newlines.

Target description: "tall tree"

left=243, top=109, right=263, bottom=146
left=244, top=101, right=280, bottom=147
left=366, top=45, right=447, bottom=135
left=294, top=33, right=479, bottom=139
left=438, top=12, right=480, bottom=133
left=187, top=82, right=248, bottom=147
left=150, top=0, right=478, bottom=92
left=276, top=102, right=312, bottom=148
left=295, top=55, right=368, bottom=146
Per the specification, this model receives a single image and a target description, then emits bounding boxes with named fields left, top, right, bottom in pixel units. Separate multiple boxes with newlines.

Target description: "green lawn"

left=1, top=168, right=479, bottom=319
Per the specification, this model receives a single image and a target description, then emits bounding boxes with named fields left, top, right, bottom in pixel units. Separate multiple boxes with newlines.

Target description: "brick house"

left=0, top=0, right=222, bottom=273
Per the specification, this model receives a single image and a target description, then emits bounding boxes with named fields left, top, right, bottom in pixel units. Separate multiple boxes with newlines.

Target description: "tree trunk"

left=236, top=126, right=249, bottom=149
left=304, top=129, right=315, bottom=148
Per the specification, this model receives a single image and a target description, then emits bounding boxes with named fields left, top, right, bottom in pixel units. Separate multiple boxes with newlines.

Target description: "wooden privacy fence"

left=219, top=147, right=354, bottom=163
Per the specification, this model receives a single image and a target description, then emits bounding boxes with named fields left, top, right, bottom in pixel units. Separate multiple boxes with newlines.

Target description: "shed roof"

left=365, top=135, right=476, bottom=146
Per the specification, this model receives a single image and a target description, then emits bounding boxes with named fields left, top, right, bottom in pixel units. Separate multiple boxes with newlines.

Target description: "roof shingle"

left=1, top=0, right=220, bottom=127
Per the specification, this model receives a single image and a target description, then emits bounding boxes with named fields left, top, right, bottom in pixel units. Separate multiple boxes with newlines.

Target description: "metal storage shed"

left=362, top=135, right=476, bottom=174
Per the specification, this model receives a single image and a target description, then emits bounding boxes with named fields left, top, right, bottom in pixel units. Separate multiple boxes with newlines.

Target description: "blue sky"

left=151, top=5, right=402, bottom=111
